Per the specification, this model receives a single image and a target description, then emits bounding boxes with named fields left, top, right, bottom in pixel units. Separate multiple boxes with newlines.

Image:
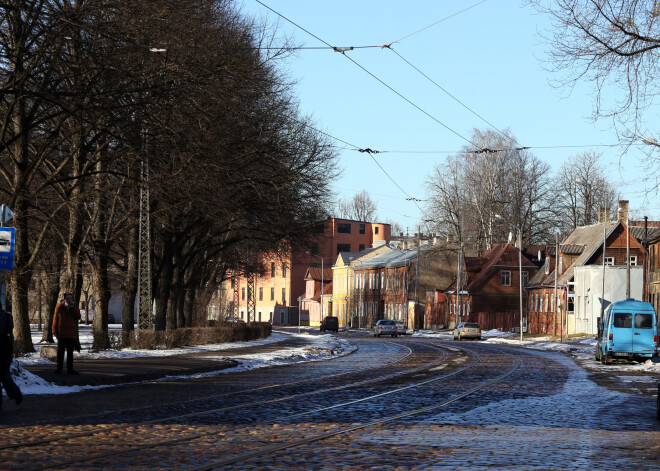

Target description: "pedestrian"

left=0, top=309, right=23, bottom=409
left=52, top=292, right=81, bottom=375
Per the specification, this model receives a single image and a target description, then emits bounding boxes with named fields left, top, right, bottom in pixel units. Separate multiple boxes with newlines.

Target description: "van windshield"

left=613, top=312, right=632, bottom=328
left=634, top=313, right=653, bottom=329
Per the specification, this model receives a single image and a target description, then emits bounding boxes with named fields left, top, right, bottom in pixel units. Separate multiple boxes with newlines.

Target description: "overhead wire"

left=254, top=0, right=477, bottom=150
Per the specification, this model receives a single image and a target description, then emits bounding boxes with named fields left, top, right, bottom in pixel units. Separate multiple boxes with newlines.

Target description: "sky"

left=238, top=0, right=660, bottom=233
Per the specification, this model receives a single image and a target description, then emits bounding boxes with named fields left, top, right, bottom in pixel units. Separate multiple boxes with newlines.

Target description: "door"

left=632, top=312, right=655, bottom=354
left=611, top=311, right=634, bottom=355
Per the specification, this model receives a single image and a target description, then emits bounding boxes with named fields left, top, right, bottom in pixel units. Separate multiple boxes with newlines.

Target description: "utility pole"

left=137, top=128, right=152, bottom=332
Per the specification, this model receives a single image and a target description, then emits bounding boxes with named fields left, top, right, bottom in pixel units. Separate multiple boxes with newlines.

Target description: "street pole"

left=456, top=243, right=461, bottom=326
left=321, top=256, right=324, bottom=320
left=626, top=212, right=630, bottom=298
left=601, top=213, right=606, bottom=325
left=518, top=226, right=523, bottom=342
left=297, top=296, right=302, bottom=334
left=554, top=231, right=558, bottom=337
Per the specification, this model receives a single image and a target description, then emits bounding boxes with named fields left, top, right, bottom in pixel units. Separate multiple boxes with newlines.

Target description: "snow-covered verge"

left=410, top=327, right=660, bottom=374
left=7, top=327, right=355, bottom=396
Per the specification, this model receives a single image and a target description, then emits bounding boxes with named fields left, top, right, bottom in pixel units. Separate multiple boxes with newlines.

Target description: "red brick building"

left=446, top=243, right=539, bottom=331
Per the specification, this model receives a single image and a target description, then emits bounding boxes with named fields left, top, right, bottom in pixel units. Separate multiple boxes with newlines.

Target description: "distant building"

left=216, top=218, right=391, bottom=325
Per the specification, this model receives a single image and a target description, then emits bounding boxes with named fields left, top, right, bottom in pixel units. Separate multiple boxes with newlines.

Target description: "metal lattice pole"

left=137, top=128, right=152, bottom=331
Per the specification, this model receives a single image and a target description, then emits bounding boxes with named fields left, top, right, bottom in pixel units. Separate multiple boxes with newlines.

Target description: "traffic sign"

left=0, top=228, right=16, bottom=270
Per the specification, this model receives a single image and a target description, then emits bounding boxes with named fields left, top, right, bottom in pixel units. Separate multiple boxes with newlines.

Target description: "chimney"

left=617, top=200, right=629, bottom=225
left=598, top=208, right=611, bottom=223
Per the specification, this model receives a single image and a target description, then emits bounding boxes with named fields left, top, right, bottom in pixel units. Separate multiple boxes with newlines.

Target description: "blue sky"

left=240, top=0, right=659, bottom=231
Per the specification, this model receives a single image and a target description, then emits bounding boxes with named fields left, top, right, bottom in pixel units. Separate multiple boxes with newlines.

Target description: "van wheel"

left=601, top=352, right=611, bottom=365
left=595, top=348, right=601, bottom=362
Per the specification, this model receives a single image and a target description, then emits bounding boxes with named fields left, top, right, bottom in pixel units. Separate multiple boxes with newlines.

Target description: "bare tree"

left=426, top=128, right=560, bottom=252
left=338, top=190, right=378, bottom=221
left=528, top=0, right=660, bottom=190
left=554, top=151, right=618, bottom=232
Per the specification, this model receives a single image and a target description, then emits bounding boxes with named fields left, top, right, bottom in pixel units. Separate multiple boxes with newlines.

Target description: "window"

left=231, top=276, right=235, bottom=290
left=613, top=312, right=632, bottom=328
left=604, top=257, right=614, bottom=266
left=282, top=288, right=286, bottom=303
left=271, top=262, right=276, bottom=277
left=241, top=287, right=246, bottom=300
left=259, top=287, right=263, bottom=301
left=521, top=271, right=529, bottom=285
left=311, top=243, right=319, bottom=255
left=270, top=287, right=274, bottom=301
left=337, top=223, right=351, bottom=233
left=337, top=243, right=351, bottom=254
left=626, top=256, right=637, bottom=266
left=501, top=270, right=511, bottom=286
left=359, top=224, right=366, bottom=234
left=635, top=313, right=653, bottom=328
left=375, top=227, right=379, bottom=234
left=282, top=263, right=287, bottom=278
left=247, top=287, right=252, bottom=301
left=359, top=244, right=365, bottom=252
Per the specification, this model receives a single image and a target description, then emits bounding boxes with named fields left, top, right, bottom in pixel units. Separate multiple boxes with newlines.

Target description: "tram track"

left=1, top=340, right=520, bottom=470
left=0, top=340, right=438, bottom=454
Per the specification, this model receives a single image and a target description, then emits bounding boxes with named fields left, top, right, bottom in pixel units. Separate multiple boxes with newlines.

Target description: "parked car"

left=320, top=316, right=339, bottom=332
left=373, top=319, right=398, bottom=337
left=596, top=298, right=658, bottom=364
left=453, top=322, right=481, bottom=340
left=394, top=320, right=408, bottom=335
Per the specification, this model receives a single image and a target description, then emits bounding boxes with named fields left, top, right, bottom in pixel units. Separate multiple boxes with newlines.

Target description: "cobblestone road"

left=1, top=334, right=658, bottom=470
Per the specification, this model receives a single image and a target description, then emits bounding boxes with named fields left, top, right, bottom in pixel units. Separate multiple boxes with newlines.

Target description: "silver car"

left=452, top=322, right=481, bottom=340
left=373, top=319, right=398, bottom=337
left=394, top=320, right=408, bottom=335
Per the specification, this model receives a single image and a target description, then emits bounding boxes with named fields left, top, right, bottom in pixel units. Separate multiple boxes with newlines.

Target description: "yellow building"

left=331, top=245, right=392, bottom=328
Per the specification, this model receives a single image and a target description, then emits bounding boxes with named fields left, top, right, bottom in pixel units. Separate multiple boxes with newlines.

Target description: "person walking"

left=0, top=309, right=23, bottom=409
left=52, top=292, right=81, bottom=375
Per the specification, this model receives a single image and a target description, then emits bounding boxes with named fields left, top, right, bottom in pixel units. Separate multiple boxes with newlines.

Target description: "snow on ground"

left=5, top=325, right=658, bottom=398
left=8, top=326, right=355, bottom=396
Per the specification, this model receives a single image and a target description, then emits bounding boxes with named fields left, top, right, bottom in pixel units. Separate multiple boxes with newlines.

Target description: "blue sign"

left=0, top=228, right=15, bottom=270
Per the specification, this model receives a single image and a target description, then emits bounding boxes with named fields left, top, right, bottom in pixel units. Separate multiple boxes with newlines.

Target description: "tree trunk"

left=155, top=232, right=174, bottom=331
left=40, top=253, right=63, bottom=343
left=121, top=225, right=138, bottom=343
left=91, top=244, right=111, bottom=351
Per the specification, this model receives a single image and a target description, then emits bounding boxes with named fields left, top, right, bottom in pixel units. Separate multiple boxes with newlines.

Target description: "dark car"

left=320, top=316, right=339, bottom=332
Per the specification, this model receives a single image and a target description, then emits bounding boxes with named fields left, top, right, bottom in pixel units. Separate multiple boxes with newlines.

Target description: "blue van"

left=596, top=298, right=658, bottom=364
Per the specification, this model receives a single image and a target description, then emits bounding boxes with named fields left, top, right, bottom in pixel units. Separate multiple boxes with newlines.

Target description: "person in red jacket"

left=52, top=292, right=81, bottom=374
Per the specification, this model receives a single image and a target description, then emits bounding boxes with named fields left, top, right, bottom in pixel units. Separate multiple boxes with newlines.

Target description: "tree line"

left=425, top=129, right=618, bottom=253
left=1, top=0, right=337, bottom=353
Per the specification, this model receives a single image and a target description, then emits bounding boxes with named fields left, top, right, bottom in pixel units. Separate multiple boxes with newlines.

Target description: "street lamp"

left=306, top=251, right=325, bottom=321
left=495, top=215, right=524, bottom=342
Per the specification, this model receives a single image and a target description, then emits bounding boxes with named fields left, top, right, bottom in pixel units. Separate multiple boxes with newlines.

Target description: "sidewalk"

left=22, top=334, right=315, bottom=388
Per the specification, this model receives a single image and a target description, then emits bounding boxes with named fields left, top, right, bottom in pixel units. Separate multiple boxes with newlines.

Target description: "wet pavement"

left=1, top=335, right=659, bottom=470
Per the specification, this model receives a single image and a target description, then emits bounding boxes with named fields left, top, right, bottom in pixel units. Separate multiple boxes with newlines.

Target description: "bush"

left=126, top=323, right=272, bottom=350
